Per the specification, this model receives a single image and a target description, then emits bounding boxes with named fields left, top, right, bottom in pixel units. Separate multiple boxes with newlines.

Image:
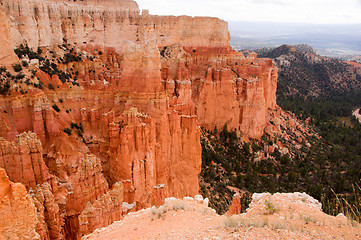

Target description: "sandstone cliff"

left=0, top=0, right=229, bottom=49
left=0, top=0, right=277, bottom=238
left=0, top=167, right=40, bottom=240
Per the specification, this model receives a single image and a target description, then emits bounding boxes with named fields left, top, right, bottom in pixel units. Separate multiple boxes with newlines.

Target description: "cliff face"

left=0, top=0, right=277, bottom=238
left=0, top=167, right=40, bottom=239
left=160, top=46, right=277, bottom=138
left=0, top=0, right=229, bottom=50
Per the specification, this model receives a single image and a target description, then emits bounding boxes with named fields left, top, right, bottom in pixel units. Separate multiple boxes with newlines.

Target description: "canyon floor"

left=83, top=193, right=361, bottom=240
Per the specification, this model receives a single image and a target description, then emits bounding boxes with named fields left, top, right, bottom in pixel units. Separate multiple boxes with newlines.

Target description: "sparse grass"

left=223, top=215, right=242, bottom=228
left=223, top=214, right=296, bottom=231
left=150, top=200, right=188, bottom=221
left=151, top=206, right=167, bottom=220
left=302, top=215, right=317, bottom=224
left=170, top=201, right=185, bottom=211
left=329, top=186, right=361, bottom=223
left=270, top=219, right=287, bottom=230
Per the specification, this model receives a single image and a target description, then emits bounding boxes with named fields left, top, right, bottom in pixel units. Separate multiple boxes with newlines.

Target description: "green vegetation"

left=277, top=93, right=361, bottom=221
left=0, top=81, right=10, bottom=96
left=12, top=64, right=22, bottom=72
left=265, top=200, right=279, bottom=214
left=14, top=44, right=44, bottom=61
left=63, top=128, right=72, bottom=136
left=251, top=44, right=361, bottom=222
left=48, top=83, right=55, bottom=90
left=21, top=60, right=29, bottom=67
left=52, top=104, right=60, bottom=112
left=14, top=44, right=81, bottom=87
left=70, top=122, right=84, bottom=137
left=200, top=120, right=361, bottom=221
left=40, top=59, right=71, bottom=83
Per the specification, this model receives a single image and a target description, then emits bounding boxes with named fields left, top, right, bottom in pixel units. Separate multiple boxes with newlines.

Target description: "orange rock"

left=0, top=167, right=40, bottom=239
left=78, top=182, right=124, bottom=238
left=0, top=5, right=18, bottom=68
left=31, top=183, right=65, bottom=240
left=0, top=132, right=50, bottom=189
left=152, top=184, right=166, bottom=207
left=226, top=193, right=242, bottom=215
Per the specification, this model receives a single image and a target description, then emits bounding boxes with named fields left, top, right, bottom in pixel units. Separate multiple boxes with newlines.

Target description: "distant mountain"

left=254, top=44, right=361, bottom=99
left=229, top=21, right=361, bottom=59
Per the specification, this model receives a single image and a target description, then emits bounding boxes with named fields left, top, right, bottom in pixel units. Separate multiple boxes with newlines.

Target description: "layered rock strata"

left=0, top=0, right=277, bottom=238
left=0, top=167, right=40, bottom=239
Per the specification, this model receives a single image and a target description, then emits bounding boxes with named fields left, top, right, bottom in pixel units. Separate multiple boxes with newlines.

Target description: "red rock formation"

left=162, top=46, right=278, bottom=138
left=151, top=184, right=166, bottom=207
left=0, top=167, right=40, bottom=239
left=0, top=0, right=278, bottom=238
left=0, top=0, right=229, bottom=50
left=78, top=182, right=123, bottom=238
left=0, top=5, right=17, bottom=68
left=0, top=132, right=50, bottom=189
left=31, top=183, right=64, bottom=240
left=226, top=193, right=242, bottom=216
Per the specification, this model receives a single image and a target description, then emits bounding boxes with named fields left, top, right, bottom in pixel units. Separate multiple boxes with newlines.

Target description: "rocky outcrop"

left=0, top=132, right=50, bottom=189
left=78, top=182, right=123, bottom=238
left=161, top=45, right=278, bottom=138
left=0, top=167, right=40, bottom=240
left=226, top=193, right=242, bottom=215
left=30, top=183, right=64, bottom=240
left=0, top=5, right=17, bottom=68
left=0, top=0, right=229, bottom=50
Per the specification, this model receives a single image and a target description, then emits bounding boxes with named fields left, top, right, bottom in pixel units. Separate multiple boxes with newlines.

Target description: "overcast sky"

left=136, top=0, right=361, bottom=24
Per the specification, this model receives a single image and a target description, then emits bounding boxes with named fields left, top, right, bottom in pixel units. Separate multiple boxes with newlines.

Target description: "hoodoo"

left=0, top=0, right=277, bottom=238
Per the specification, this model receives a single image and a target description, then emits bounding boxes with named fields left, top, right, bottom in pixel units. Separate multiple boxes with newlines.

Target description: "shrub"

left=48, top=83, right=55, bottom=90
left=52, top=104, right=60, bottom=112
left=265, top=200, right=279, bottom=214
left=13, top=64, right=22, bottom=72
left=0, top=81, right=10, bottom=95
left=76, top=129, right=83, bottom=137
left=0, top=66, right=7, bottom=73
left=150, top=206, right=167, bottom=220
left=63, top=53, right=81, bottom=64
left=14, top=44, right=44, bottom=61
left=21, top=60, right=28, bottom=67
left=71, top=122, right=84, bottom=132
left=63, top=128, right=72, bottom=136
left=15, top=73, right=25, bottom=80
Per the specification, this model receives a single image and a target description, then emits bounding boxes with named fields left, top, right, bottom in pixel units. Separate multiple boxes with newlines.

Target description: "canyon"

left=0, top=0, right=277, bottom=238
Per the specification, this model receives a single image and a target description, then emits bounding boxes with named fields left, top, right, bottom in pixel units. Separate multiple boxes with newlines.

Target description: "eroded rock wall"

left=0, top=0, right=229, bottom=50
left=0, top=167, right=40, bottom=240
left=0, top=0, right=277, bottom=238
